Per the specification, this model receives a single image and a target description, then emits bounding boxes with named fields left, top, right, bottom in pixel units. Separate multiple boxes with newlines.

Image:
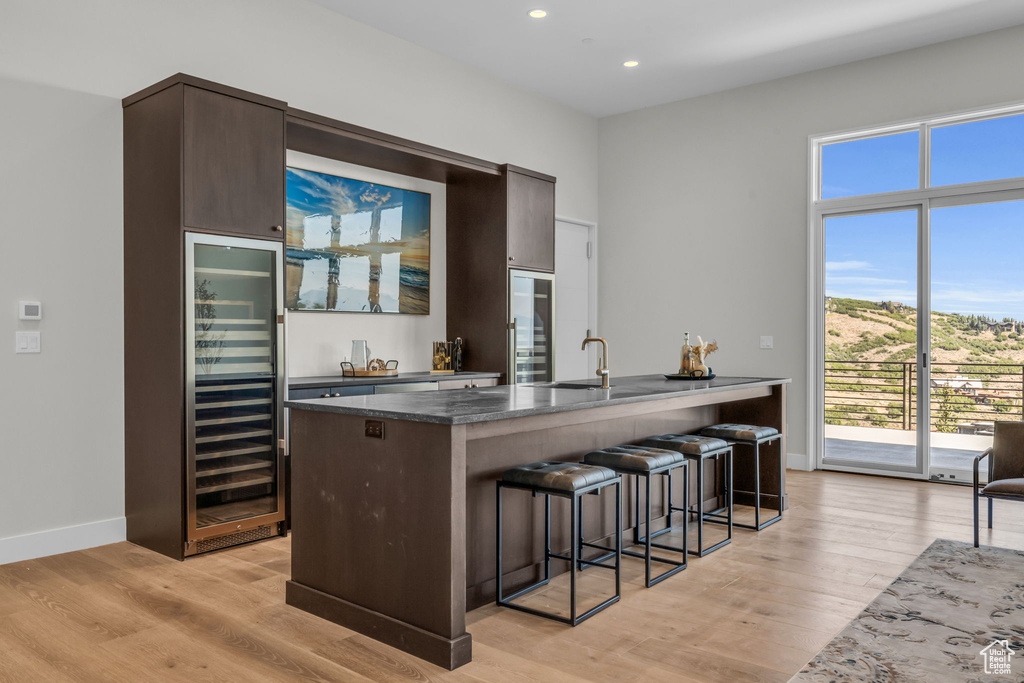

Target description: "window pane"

left=931, top=113, right=1024, bottom=187
left=821, top=131, right=919, bottom=199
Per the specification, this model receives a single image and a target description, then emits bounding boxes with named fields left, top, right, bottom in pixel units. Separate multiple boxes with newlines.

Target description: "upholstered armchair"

left=974, top=421, right=1024, bottom=547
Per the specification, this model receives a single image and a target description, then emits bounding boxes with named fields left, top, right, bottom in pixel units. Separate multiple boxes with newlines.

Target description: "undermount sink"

left=544, top=382, right=612, bottom=390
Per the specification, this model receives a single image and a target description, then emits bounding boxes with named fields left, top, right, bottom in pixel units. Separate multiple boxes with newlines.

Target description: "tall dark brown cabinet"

left=123, top=75, right=288, bottom=560
left=446, top=164, right=556, bottom=378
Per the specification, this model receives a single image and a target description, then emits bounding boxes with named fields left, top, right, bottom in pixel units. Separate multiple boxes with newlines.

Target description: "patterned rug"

left=791, top=538, right=1024, bottom=682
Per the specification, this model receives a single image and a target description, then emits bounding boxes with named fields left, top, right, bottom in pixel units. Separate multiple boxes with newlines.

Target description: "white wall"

left=0, top=79, right=124, bottom=558
left=285, top=152, right=447, bottom=376
left=598, top=23, right=1024, bottom=466
left=0, top=0, right=598, bottom=561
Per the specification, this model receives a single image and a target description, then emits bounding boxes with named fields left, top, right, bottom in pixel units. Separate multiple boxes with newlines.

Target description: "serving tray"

left=664, top=373, right=716, bottom=381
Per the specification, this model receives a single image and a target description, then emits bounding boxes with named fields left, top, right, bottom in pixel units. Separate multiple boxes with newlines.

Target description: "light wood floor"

left=2, top=470, right=1022, bottom=683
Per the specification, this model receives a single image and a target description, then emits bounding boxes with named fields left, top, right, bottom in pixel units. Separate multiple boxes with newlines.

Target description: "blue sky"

left=823, top=114, right=1024, bottom=320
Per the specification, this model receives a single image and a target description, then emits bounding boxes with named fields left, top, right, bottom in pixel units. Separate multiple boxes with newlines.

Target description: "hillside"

left=826, top=298, right=1024, bottom=369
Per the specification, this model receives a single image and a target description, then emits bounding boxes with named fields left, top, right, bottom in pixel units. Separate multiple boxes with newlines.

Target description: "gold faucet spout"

left=581, top=337, right=610, bottom=389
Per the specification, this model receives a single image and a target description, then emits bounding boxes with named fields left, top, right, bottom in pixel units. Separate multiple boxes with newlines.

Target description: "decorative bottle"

left=680, top=332, right=693, bottom=375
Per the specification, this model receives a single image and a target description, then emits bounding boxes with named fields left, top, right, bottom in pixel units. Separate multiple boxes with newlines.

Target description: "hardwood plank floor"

left=1, top=470, right=1019, bottom=682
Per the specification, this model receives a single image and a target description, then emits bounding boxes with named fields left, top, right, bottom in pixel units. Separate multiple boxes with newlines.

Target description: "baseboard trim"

left=0, top=517, right=126, bottom=566
left=788, top=452, right=811, bottom=471
left=286, top=580, right=473, bottom=670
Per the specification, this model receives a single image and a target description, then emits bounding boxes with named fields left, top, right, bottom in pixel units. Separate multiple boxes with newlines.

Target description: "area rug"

left=791, top=538, right=1024, bottom=682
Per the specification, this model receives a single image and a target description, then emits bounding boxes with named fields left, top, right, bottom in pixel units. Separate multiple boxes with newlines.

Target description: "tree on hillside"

left=932, top=386, right=974, bottom=433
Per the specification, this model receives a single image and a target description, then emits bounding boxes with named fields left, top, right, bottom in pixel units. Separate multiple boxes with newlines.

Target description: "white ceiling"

left=308, top=0, right=1024, bottom=118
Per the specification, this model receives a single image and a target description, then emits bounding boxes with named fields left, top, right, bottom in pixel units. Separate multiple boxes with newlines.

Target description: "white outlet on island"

left=760, top=335, right=774, bottom=349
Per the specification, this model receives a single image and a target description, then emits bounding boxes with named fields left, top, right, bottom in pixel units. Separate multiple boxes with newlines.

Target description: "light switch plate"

left=16, top=331, right=40, bottom=353
left=760, top=335, right=774, bottom=349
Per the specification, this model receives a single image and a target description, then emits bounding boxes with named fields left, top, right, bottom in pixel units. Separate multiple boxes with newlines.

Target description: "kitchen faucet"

left=581, top=337, right=610, bottom=389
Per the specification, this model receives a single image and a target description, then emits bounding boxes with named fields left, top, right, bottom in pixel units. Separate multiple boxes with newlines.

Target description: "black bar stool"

left=642, top=434, right=733, bottom=557
left=582, top=445, right=688, bottom=587
left=496, top=461, right=622, bottom=626
left=699, top=424, right=782, bottom=531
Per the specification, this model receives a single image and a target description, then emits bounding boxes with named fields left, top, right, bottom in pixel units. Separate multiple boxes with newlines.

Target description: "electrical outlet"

left=365, top=420, right=385, bottom=439
left=760, top=335, right=773, bottom=350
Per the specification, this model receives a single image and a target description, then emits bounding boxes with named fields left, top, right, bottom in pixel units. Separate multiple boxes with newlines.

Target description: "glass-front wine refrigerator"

left=185, top=233, right=286, bottom=555
left=509, top=269, right=555, bottom=384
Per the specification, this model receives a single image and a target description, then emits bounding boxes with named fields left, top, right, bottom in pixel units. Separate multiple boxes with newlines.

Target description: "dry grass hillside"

left=824, top=299, right=1024, bottom=430
left=825, top=298, right=1024, bottom=368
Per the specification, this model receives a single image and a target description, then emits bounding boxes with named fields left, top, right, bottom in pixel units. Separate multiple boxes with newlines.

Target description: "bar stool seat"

left=646, top=434, right=730, bottom=454
left=496, top=461, right=622, bottom=626
left=502, top=461, right=619, bottom=492
left=643, top=434, right=734, bottom=557
left=699, top=423, right=782, bottom=531
left=701, top=424, right=779, bottom=441
left=582, top=445, right=688, bottom=587
left=584, top=445, right=683, bottom=473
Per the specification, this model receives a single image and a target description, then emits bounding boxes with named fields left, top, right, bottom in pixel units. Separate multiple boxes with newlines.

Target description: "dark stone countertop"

left=286, top=375, right=791, bottom=425
left=289, top=370, right=504, bottom=389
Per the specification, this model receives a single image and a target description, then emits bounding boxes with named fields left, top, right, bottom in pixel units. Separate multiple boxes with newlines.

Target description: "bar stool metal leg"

left=496, top=474, right=621, bottom=626
left=725, top=436, right=781, bottom=531
left=581, top=465, right=688, bottom=587
left=569, top=493, right=578, bottom=623
left=544, top=494, right=551, bottom=582
left=673, top=449, right=733, bottom=557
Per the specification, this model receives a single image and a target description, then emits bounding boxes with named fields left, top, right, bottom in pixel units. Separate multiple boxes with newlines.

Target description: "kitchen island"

left=285, top=375, right=789, bottom=669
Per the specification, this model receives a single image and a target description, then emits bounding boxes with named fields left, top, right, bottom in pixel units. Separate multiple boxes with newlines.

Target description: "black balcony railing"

left=825, top=361, right=1024, bottom=432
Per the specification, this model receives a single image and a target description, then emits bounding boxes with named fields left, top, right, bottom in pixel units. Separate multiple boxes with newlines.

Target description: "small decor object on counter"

left=341, top=359, right=398, bottom=377
left=431, top=341, right=456, bottom=374
left=453, top=337, right=464, bottom=372
left=691, top=336, right=718, bottom=377
left=679, top=332, right=693, bottom=375
left=351, top=340, right=370, bottom=370
left=670, top=333, right=718, bottom=380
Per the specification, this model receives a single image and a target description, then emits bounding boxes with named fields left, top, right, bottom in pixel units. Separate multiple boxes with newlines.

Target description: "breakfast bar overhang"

left=285, top=375, right=790, bottom=669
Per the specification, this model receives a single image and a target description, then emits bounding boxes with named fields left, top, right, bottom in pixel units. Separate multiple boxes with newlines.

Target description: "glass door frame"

left=184, top=232, right=286, bottom=542
left=811, top=188, right=1024, bottom=478
left=813, top=202, right=930, bottom=479
left=508, top=268, right=556, bottom=385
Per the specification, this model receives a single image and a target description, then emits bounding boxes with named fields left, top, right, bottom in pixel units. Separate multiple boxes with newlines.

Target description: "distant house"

left=982, top=321, right=1014, bottom=332
left=931, top=376, right=982, bottom=395
left=879, top=301, right=905, bottom=312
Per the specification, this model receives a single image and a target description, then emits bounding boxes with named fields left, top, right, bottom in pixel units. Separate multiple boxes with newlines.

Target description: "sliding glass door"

left=926, top=198, right=1024, bottom=482
left=822, top=208, right=925, bottom=476
left=819, top=196, right=1024, bottom=479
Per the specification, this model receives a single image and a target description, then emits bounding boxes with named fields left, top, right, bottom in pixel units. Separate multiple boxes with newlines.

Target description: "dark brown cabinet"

left=123, top=75, right=289, bottom=560
left=183, top=86, right=285, bottom=238
left=506, top=168, right=555, bottom=272
left=447, top=164, right=556, bottom=377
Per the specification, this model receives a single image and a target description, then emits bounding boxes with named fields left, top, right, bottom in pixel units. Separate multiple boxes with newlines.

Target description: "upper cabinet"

left=506, top=166, right=555, bottom=272
left=446, top=164, right=556, bottom=375
left=183, top=86, right=285, bottom=238
left=122, top=74, right=287, bottom=241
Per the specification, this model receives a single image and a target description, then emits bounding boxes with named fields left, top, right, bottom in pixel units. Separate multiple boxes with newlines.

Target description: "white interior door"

left=554, top=220, right=595, bottom=381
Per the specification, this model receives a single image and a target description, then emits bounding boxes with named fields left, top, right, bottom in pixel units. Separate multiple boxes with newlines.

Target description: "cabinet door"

left=507, top=171, right=555, bottom=272
left=183, top=86, right=285, bottom=238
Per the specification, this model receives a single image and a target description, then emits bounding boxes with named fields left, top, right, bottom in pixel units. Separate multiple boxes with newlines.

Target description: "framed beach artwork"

left=285, top=167, right=431, bottom=314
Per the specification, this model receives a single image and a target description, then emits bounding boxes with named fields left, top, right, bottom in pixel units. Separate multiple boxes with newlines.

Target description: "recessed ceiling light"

left=529, top=9, right=548, bottom=18
left=623, top=60, right=640, bottom=68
